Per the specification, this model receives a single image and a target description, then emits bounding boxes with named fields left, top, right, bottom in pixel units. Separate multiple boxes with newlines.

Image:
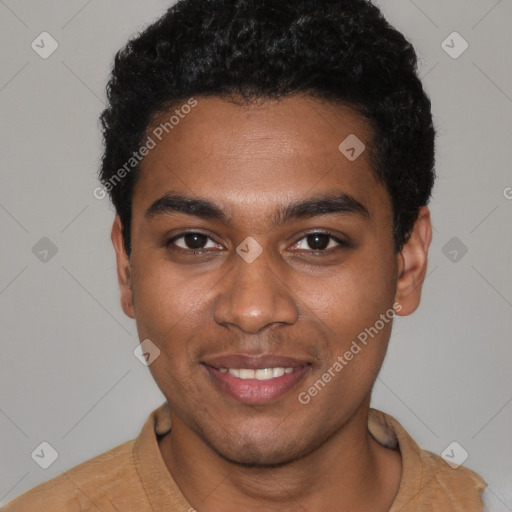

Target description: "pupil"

left=184, top=233, right=207, bottom=249
left=307, top=234, right=329, bottom=250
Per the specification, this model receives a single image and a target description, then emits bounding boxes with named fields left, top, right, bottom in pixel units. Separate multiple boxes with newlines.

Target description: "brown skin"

left=111, top=95, right=432, bottom=511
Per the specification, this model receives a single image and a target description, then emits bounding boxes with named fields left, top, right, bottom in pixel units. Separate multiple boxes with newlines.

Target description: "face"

left=112, top=95, right=430, bottom=466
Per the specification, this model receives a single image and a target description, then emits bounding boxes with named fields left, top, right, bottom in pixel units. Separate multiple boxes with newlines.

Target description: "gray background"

left=1, top=0, right=511, bottom=508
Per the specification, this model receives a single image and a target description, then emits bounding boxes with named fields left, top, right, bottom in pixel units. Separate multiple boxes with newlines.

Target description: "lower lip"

left=204, top=365, right=311, bottom=405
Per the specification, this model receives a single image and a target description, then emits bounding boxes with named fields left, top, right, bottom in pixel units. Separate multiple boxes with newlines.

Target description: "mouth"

left=202, top=354, right=312, bottom=405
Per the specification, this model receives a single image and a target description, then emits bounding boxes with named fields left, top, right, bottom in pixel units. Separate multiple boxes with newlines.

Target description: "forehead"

left=133, top=95, right=388, bottom=220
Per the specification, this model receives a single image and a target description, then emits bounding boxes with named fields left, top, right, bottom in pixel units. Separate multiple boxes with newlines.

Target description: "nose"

left=213, top=247, right=299, bottom=334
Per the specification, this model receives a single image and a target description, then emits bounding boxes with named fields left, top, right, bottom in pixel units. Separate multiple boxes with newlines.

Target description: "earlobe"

left=111, top=216, right=135, bottom=319
left=394, top=206, right=432, bottom=316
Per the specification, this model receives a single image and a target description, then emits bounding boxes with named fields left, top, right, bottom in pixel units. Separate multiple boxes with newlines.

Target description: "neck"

left=159, top=399, right=401, bottom=512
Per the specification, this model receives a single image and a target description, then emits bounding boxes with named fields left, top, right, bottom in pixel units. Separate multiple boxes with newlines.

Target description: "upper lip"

left=202, top=354, right=311, bottom=369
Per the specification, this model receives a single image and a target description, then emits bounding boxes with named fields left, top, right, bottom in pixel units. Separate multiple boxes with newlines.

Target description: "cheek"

left=320, top=256, right=395, bottom=332
left=306, top=268, right=395, bottom=414
left=305, top=252, right=396, bottom=391
left=130, top=257, right=213, bottom=349
left=130, top=263, right=210, bottom=398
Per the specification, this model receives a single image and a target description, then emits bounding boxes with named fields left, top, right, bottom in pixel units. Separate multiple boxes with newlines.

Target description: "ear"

left=111, top=216, right=135, bottom=319
left=394, top=206, right=432, bottom=316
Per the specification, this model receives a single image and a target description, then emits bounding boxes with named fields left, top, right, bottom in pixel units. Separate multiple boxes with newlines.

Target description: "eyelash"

left=166, top=231, right=350, bottom=255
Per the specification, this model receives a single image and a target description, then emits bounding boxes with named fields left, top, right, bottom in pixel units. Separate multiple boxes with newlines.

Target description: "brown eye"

left=169, top=232, right=221, bottom=251
left=305, top=234, right=331, bottom=250
left=182, top=233, right=208, bottom=249
left=293, top=232, right=347, bottom=252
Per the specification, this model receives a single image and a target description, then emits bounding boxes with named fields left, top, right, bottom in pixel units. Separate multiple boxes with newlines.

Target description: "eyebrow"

left=144, top=192, right=370, bottom=227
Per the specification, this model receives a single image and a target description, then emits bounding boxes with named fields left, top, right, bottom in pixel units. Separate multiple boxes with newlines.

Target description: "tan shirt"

left=3, top=403, right=486, bottom=511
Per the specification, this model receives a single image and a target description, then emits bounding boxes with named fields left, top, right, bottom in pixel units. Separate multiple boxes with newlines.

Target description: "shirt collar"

left=133, top=403, right=485, bottom=511
left=133, top=402, right=191, bottom=510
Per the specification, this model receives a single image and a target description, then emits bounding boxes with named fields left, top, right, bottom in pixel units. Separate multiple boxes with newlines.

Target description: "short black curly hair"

left=99, top=0, right=435, bottom=256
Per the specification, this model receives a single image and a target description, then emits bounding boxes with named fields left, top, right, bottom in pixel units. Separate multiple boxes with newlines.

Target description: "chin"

left=190, top=408, right=333, bottom=468
left=216, top=444, right=305, bottom=468
left=202, top=429, right=315, bottom=469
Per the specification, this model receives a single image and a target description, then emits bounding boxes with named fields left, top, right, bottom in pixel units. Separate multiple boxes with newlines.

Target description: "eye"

left=169, top=232, right=222, bottom=251
left=292, top=232, right=348, bottom=252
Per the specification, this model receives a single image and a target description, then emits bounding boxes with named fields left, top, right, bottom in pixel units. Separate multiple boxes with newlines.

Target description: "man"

left=3, top=0, right=487, bottom=510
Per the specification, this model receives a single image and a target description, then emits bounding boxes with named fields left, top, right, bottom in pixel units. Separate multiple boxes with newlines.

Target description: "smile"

left=203, top=363, right=311, bottom=404
left=219, top=367, right=297, bottom=380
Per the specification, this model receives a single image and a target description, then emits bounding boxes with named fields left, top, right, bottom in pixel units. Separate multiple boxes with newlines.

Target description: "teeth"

left=256, top=368, right=274, bottom=380
left=239, top=369, right=255, bottom=379
left=222, top=367, right=296, bottom=380
left=272, top=367, right=285, bottom=378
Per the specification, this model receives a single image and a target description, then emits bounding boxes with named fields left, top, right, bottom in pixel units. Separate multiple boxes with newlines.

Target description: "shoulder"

left=2, top=439, right=145, bottom=512
left=369, top=409, right=487, bottom=511
left=419, top=448, right=487, bottom=506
